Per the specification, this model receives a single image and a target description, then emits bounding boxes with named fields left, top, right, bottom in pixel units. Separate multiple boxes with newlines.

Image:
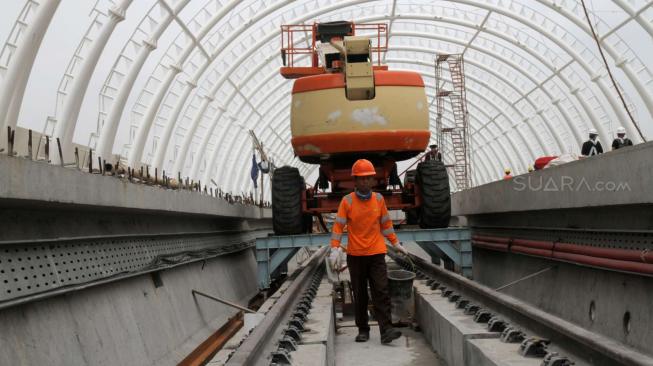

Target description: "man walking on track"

left=329, top=159, right=409, bottom=344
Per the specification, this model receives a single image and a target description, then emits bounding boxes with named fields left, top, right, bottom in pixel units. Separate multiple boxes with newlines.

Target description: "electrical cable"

left=579, top=0, right=646, bottom=141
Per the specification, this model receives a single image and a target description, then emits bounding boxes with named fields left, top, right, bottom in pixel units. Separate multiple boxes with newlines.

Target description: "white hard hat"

left=588, top=128, right=598, bottom=135
left=616, top=126, right=626, bottom=134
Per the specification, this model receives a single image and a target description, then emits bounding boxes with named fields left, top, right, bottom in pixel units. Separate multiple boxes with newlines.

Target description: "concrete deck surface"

left=334, top=324, right=445, bottom=365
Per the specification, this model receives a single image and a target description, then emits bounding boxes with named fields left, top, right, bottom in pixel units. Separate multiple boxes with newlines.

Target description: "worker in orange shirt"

left=329, top=159, right=408, bottom=344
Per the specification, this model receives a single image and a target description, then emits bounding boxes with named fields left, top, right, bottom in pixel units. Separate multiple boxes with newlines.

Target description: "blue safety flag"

left=251, top=154, right=259, bottom=188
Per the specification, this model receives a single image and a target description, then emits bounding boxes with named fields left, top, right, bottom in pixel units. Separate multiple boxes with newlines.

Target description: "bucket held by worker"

left=387, top=269, right=416, bottom=323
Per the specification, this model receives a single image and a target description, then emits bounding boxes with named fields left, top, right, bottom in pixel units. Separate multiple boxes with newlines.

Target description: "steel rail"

left=178, top=312, right=244, bottom=366
left=225, top=246, right=327, bottom=366
left=387, top=248, right=653, bottom=366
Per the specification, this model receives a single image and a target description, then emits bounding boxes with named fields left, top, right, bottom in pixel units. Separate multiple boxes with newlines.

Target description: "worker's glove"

left=395, top=243, right=409, bottom=256
left=329, top=247, right=343, bottom=269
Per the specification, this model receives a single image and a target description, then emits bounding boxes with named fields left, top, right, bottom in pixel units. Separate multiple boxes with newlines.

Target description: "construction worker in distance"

left=329, top=159, right=408, bottom=344
left=611, top=126, right=633, bottom=150
left=424, top=144, right=442, bottom=161
left=503, top=168, right=512, bottom=180
left=581, top=128, right=603, bottom=156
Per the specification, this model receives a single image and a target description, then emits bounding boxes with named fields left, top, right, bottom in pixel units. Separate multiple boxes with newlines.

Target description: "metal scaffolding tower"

left=435, top=54, right=471, bottom=190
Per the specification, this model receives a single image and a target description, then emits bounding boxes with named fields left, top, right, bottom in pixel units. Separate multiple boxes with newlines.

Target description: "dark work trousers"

left=346, top=253, right=392, bottom=334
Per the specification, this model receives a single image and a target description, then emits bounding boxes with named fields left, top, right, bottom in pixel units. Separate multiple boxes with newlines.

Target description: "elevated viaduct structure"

left=1, top=1, right=653, bottom=365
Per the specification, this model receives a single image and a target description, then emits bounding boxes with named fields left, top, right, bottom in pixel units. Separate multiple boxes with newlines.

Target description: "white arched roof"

left=1, top=0, right=651, bottom=192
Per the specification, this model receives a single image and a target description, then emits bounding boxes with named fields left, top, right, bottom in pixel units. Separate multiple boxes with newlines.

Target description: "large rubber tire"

left=405, top=209, right=419, bottom=225
left=404, top=169, right=417, bottom=185
left=302, top=214, right=313, bottom=233
left=272, top=166, right=304, bottom=235
left=416, top=160, right=451, bottom=228
left=403, top=170, right=419, bottom=225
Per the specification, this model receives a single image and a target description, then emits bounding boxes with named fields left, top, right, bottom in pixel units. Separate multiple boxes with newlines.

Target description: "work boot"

left=355, top=330, right=369, bottom=342
left=381, top=327, right=402, bottom=344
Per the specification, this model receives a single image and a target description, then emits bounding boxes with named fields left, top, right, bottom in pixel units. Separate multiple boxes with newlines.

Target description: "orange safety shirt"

left=330, top=192, right=399, bottom=256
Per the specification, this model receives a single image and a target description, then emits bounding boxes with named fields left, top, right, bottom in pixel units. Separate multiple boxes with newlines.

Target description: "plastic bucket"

left=388, top=270, right=416, bottom=299
left=387, top=270, right=416, bottom=322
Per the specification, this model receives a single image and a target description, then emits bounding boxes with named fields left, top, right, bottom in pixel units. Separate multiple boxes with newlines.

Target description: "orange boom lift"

left=272, top=21, right=450, bottom=234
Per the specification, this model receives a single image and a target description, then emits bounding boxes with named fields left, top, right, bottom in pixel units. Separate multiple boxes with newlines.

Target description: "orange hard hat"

left=351, top=159, right=376, bottom=177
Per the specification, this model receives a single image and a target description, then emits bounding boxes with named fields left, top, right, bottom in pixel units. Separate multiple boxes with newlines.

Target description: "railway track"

left=219, top=244, right=653, bottom=366
left=387, top=248, right=653, bottom=366
left=225, top=247, right=328, bottom=366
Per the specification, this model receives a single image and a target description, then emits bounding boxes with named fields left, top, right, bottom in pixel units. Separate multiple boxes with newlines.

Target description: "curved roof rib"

left=1, top=0, right=650, bottom=192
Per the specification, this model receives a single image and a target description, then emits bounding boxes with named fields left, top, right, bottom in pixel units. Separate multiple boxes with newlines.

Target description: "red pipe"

left=510, top=245, right=553, bottom=258
left=472, top=240, right=509, bottom=252
left=554, top=242, right=653, bottom=263
left=512, top=238, right=554, bottom=250
left=552, top=251, right=653, bottom=275
left=472, top=235, right=511, bottom=244
left=472, top=234, right=653, bottom=276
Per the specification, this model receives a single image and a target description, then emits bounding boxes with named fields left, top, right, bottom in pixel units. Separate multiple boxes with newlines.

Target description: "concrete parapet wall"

left=473, top=248, right=653, bottom=357
left=453, top=142, right=653, bottom=229
left=414, top=281, right=500, bottom=365
left=413, top=280, right=588, bottom=366
left=0, top=249, right=259, bottom=366
left=0, top=153, right=270, bottom=220
left=448, top=141, right=653, bottom=356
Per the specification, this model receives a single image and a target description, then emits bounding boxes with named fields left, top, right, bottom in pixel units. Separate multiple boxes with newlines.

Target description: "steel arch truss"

left=1, top=0, right=652, bottom=194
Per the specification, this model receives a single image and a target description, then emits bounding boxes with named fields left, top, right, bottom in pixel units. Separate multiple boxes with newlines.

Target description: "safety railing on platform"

left=280, top=22, right=388, bottom=69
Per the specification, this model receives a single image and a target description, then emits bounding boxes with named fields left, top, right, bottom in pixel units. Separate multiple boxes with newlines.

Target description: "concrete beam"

left=0, top=154, right=270, bottom=219
left=0, top=250, right=259, bottom=366
left=415, top=287, right=500, bottom=365
left=453, top=141, right=653, bottom=215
